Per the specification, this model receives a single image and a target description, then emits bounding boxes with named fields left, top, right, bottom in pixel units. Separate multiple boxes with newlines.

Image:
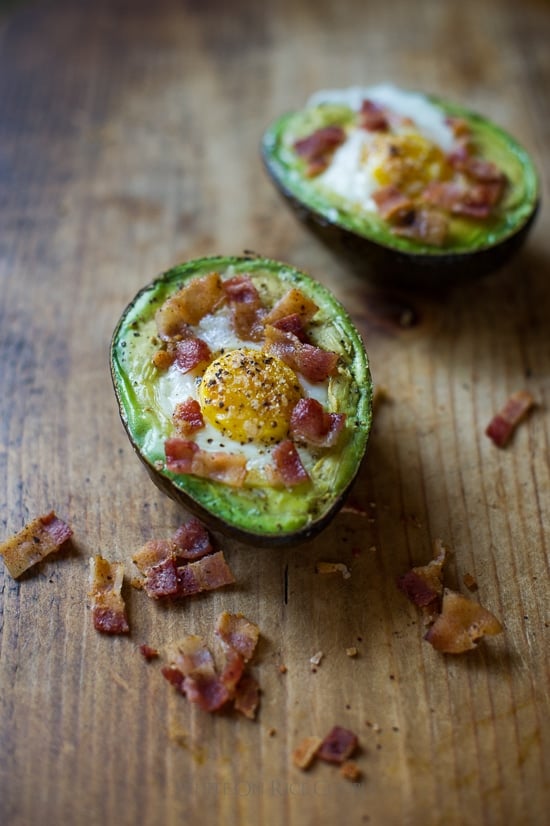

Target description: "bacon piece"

left=392, top=207, right=448, bottom=247
left=155, top=272, right=225, bottom=338
left=233, top=673, right=260, bottom=720
left=263, top=287, right=319, bottom=326
left=272, top=440, right=310, bottom=487
left=222, top=274, right=266, bottom=340
left=215, top=610, right=260, bottom=662
left=172, top=399, right=204, bottom=437
left=424, top=589, right=503, bottom=653
left=293, top=126, right=346, bottom=176
left=151, top=348, right=175, bottom=370
left=359, top=99, right=389, bottom=131
left=397, top=538, right=448, bottom=623
left=290, top=398, right=346, bottom=447
left=164, top=438, right=247, bottom=487
left=0, top=511, right=73, bottom=579
left=292, top=736, right=323, bottom=769
left=422, top=179, right=505, bottom=220
left=264, top=325, right=339, bottom=383
left=317, top=726, right=359, bottom=764
left=485, top=390, right=535, bottom=447
left=88, top=555, right=129, bottom=635
left=372, top=185, right=414, bottom=221
left=174, top=337, right=212, bottom=373
left=176, top=551, right=235, bottom=596
left=421, top=181, right=466, bottom=211
left=139, top=644, right=159, bottom=661
left=133, top=517, right=214, bottom=574
left=462, top=157, right=506, bottom=184
left=163, top=613, right=261, bottom=716
left=446, top=116, right=471, bottom=140
left=271, top=312, right=311, bottom=343
left=142, top=556, right=179, bottom=598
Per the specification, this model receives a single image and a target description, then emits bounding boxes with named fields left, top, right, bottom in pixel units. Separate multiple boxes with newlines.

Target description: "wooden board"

left=1, top=0, right=549, bottom=823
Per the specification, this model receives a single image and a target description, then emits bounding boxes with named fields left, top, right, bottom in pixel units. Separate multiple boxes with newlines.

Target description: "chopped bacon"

left=151, top=348, right=175, bottom=370
left=215, top=610, right=260, bottom=662
left=462, top=156, right=506, bottom=184
left=422, top=179, right=505, bottom=221
left=88, top=555, right=129, bottom=635
left=223, top=274, right=266, bottom=340
left=174, top=337, right=212, bottom=373
left=0, top=511, right=73, bottom=579
left=164, top=438, right=247, bottom=487
left=142, top=556, right=179, bottom=598
left=359, top=99, right=389, bottom=131
left=446, top=116, right=471, bottom=140
left=176, top=551, right=236, bottom=596
left=264, top=325, right=339, bottom=383
left=290, top=398, right=346, bottom=447
left=424, top=588, right=503, bottom=653
left=372, top=185, right=414, bottom=221
left=392, top=207, right=448, bottom=247
left=139, top=644, right=159, bottom=661
left=155, top=272, right=225, bottom=337
left=133, top=516, right=213, bottom=574
left=172, top=399, right=204, bottom=437
left=485, top=390, right=535, bottom=447
left=397, top=538, right=448, bottom=623
left=292, top=736, right=323, bottom=769
left=233, top=673, right=261, bottom=719
left=163, top=613, right=260, bottom=716
left=263, top=287, right=319, bottom=326
left=293, top=126, right=346, bottom=176
left=272, top=439, right=310, bottom=487
left=317, top=726, right=359, bottom=764
left=271, top=312, right=311, bottom=343
left=421, top=181, right=466, bottom=211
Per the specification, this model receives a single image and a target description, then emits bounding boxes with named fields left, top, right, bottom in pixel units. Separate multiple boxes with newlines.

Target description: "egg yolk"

left=371, top=132, right=451, bottom=194
left=199, top=348, right=303, bottom=444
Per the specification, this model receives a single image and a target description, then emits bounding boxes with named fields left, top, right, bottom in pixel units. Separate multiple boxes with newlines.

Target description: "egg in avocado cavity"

left=111, top=256, right=373, bottom=547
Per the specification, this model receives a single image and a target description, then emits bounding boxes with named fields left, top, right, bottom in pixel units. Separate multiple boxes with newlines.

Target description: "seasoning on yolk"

left=199, top=349, right=303, bottom=444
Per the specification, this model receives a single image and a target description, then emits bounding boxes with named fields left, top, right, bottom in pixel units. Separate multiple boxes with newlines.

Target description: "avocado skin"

left=261, top=92, right=540, bottom=290
left=110, top=255, right=372, bottom=548
left=271, top=176, right=540, bottom=290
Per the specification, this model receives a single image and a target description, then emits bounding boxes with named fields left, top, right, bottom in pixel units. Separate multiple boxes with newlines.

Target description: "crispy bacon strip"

left=372, top=185, right=414, bottom=220
left=317, top=726, right=359, bottom=764
left=424, top=589, right=503, bottom=653
left=293, top=125, right=346, bottom=176
left=292, top=736, right=323, bottom=769
left=172, top=399, right=204, bottom=437
left=290, top=398, right=346, bottom=447
left=0, top=511, right=72, bottom=579
left=215, top=610, right=260, bottom=662
left=88, top=555, right=129, bottom=635
left=155, top=271, right=225, bottom=337
left=176, top=551, right=236, bottom=597
left=272, top=440, right=310, bottom=487
left=164, top=438, right=247, bottom=487
left=271, top=312, right=311, bottom=343
left=485, top=390, right=535, bottom=447
left=233, top=673, right=261, bottom=720
left=223, top=274, right=266, bottom=341
left=133, top=516, right=213, bottom=574
left=264, top=325, right=339, bottom=383
left=392, top=207, right=448, bottom=247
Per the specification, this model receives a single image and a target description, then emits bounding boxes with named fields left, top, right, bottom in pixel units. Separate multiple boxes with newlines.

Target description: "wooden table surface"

left=1, top=1, right=549, bottom=824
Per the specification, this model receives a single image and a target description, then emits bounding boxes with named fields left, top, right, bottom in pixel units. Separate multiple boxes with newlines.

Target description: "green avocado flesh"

left=261, top=91, right=539, bottom=257
left=111, top=256, right=373, bottom=546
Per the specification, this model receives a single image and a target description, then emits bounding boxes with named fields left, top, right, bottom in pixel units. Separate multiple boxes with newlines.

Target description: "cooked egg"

left=199, top=349, right=302, bottom=444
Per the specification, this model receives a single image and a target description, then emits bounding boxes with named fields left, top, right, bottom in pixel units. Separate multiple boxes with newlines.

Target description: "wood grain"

left=1, top=1, right=549, bottom=824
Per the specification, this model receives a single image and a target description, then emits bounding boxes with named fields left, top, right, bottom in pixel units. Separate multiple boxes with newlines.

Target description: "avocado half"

left=261, top=86, right=539, bottom=289
left=111, top=256, right=373, bottom=547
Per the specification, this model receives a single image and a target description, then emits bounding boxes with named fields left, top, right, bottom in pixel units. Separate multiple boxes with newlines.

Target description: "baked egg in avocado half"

left=261, top=85, right=539, bottom=289
left=111, top=256, right=373, bottom=547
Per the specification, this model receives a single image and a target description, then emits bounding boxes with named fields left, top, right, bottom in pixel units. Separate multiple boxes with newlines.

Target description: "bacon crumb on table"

left=397, top=538, right=447, bottom=623
left=424, top=589, right=503, bottom=654
left=485, top=390, right=535, bottom=447
left=0, top=511, right=72, bottom=579
left=139, top=644, right=159, bottom=661
left=88, top=555, right=129, bottom=635
left=317, top=726, right=359, bottom=764
left=340, top=761, right=362, bottom=781
left=292, top=736, right=323, bottom=769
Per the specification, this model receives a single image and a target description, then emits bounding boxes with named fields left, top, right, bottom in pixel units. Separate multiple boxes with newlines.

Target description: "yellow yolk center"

left=199, top=349, right=303, bottom=444
left=370, top=132, right=452, bottom=194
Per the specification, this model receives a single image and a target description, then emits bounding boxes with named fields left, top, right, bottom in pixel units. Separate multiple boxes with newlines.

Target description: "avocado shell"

left=261, top=91, right=540, bottom=291
left=110, top=255, right=373, bottom=548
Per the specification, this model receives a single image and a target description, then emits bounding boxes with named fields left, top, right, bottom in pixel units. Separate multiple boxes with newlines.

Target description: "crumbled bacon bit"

left=0, top=511, right=73, bottom=579
left=151, top=348, right=175, bottom=370
left=278, top=664, right=288, bottom=674
left=316, top=561, right=351, bottom=579
left=271, top=439, right=310, bottom=487
left=392, top=207, right=448, bottom=247
left=155, top=272, right=225, bottom=336
left=88, top=555, right=129, bottom=635
left=133, top=517, right=213, bottom=573
left=317, top=726, right=358, bottom=764
left=424, top=588, right=503, bottom=654
left=215, top=611, right=260, bottom=662
left=292, top=736, right=323, bottom=769
left=139, top=644, right=159, bottom=661
left=346, top=647, right=358, bottom=658
left=397, top=539, right=448, bottom=623
left=263, top=287, right=319, bottom=326
left=463, top=572, right=478, bottom=592
left=271, top=313, right=311, bottom=343
left=233, top=673, right=261, bottom=720
left=359, top=99, right=389, bottom=131
left=164, top=438, right=247, bottom=487
left=290, top=398, right=346, bottom=448
left=172, top=399, right=205, bottom=437
left=485, top=390, right=535, bottom=447
left=340, top=761, right=362, bottom=781
left=293, top=126, right=346, bottom=176
left=264, top=325, right=339, bottom=383
left=174, top=337, right=212, bottom=373
left=372, top=184, right=414, bottom=220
